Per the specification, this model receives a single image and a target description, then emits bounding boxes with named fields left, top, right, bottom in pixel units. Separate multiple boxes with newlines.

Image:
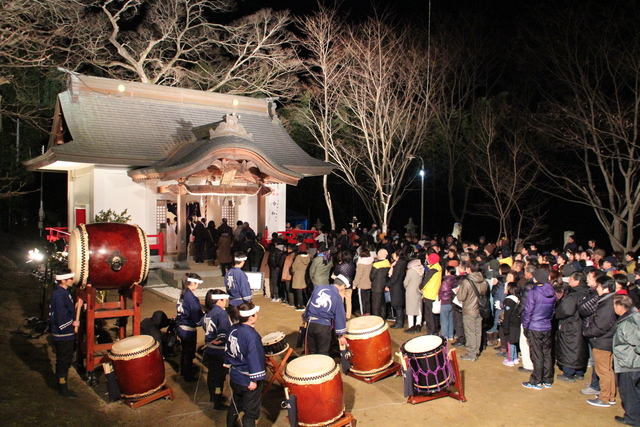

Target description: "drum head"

left=403, top=335, right=444, bottom=354
left=262, top=331, right=285, bottom=345
left=111, top=335, right=155, bottom=355
left=286, top=354, right=335, bottom=378
left=346, top=315, right=384, bottom=334
left=67, top=226, right=88, bottom=286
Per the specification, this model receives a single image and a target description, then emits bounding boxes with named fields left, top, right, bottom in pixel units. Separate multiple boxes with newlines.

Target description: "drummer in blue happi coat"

left=303, top=274, right=349, bottom=355
left=202, top=288, right=232, bottom=410
left=225, top=302, right=265, bottom=427
left=176, top=273, right=204, bottom=382
left=225, top=251, right=253, bottom=323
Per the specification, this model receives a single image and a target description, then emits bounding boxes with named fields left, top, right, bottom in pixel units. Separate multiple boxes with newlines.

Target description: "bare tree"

left=295, top=5, right=348, bottom=231
left=467, top=97, right=541, bottom=243
left=528, top=3, right=640, bottom=252
left=1, top=0, right=301, bottom=97
left=323, top=16, right=433, bottom=233
left=428, top=15, right=503, bottom=227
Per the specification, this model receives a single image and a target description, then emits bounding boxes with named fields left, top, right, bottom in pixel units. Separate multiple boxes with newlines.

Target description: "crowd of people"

left=48, top=221, right=640, bottom=426
left=257, top=228, right=640, bottom=426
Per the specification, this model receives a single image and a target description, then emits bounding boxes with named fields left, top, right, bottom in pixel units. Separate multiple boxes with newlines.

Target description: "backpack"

left=469, top=279, right=492, bottom=319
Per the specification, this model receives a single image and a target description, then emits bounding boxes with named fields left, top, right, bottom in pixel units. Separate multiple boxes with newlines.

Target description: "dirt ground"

left=0, top=261, right=626, bottom=427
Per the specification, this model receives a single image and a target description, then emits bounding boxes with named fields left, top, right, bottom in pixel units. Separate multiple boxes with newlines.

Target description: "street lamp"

left=408, top=155, right=425, bottom=237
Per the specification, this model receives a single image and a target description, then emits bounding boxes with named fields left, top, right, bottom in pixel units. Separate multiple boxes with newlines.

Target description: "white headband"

left=239, top=306, right=260, bottom=317
left=335, top=274, right=351, bottom=288
left=56, top=273, right=75, bottom=281
left=235, top=256, right=248, bottom=262
left=210, top=293, right=229, bottom=300
left=187, top=277, right=203, bottom=284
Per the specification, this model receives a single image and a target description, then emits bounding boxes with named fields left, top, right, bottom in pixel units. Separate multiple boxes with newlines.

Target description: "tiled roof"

left=24, top=75, right=334, bottom=180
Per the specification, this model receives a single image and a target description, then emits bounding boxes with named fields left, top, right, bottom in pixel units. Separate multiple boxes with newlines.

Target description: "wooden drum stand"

left=76, top=283, right=142, bottom=385
left=406, top=348, right=467, bottom=404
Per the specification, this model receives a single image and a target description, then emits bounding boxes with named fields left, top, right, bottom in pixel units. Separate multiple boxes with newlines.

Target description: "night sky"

left=15, top=0, right=620, bottom=251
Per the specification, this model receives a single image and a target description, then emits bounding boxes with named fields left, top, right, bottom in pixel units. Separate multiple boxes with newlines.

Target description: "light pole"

left=408, top=155, right=425, bottom=237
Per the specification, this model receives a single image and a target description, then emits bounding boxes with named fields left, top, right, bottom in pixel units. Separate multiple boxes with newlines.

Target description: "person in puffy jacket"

left=521, top=268, right=556, bottom=390
left=438, top=266, right=457, bottom=339
left=370, top=249, right=390, bottom=318
left=612, top=295, right=640, bottom=425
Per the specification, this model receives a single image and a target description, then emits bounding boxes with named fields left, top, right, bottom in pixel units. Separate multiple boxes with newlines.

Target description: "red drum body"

left=110, top=335, right=165, bottom=399
left=68, top=223, right=150, bottom=289
left=401, top=335, right=454, bottom=394
left=284, top=355, right=344, bottom=426
left=344, top=316, right=392, bottom=376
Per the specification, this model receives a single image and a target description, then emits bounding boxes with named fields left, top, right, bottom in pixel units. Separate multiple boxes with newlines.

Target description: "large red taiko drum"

left=284, top=355, right=344, bottom=426
left=109, top=335, right=165, bottom=399
left=68, top=223, right=150, bottom=289
left=344, top=315, right=393, bottom=376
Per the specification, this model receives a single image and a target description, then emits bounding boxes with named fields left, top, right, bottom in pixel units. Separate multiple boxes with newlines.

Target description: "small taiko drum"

left=284, top=355, right=344, bottom=426
left=262, top=331, right=288, bottom=355
left=344, top=315, right=393, bottom=376
left=401, top=335, right=454, bottom=394
left=68, top=223, right=150, bottom=289
left=109, top=335, right=165, bottom=399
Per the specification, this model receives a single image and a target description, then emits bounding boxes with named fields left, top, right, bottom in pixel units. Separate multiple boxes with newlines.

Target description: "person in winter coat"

left=404, top=258, right=425, bottom=333
left=216, top=232, right=233, bottom=276
left=205, top=221, right=217, bottom=264
left=333, top=250, right=357, bottom=319
left=353, top=247, right=374, bottom=316
left=521, top=268, right=557, bottom=389
left=420, top=253, right=443, bottom=335
left=612, top=295, right=640, bottom=426
left=370, top=249, right=391, bottom=318
left=309, top=243, right=333, bottom=286
left=456, top=259, right=489, bottom=361
left=583, top=275, right=618, bottom=407
left=281, top=244, right=297, bottom=306
left=140, top=310, right=170, bottom=355
left=192, top=218, right=207, bottom=263
left=555, top=271, right=590, bottom=382
left=245, top=238, right=265, bottom=273
left=387, top=249, right=409, bottom=328
left=266, top=239, right=284, bottom=302
left=291, top=243, right=311, bottom=310
left=438, top=266, right=457, bottom=339
left=501, top=282, right=521, bottom=366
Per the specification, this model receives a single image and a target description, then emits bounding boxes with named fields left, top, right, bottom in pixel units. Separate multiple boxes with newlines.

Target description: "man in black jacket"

left=555, top=272, right=590, bottom=382
left=583, top=276, right=618, bottom=407
left=192, top=218, right=207, bottom=263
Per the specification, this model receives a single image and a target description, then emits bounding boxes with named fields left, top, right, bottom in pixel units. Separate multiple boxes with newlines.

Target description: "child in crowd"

left=501, top=281, right=521, bottom=366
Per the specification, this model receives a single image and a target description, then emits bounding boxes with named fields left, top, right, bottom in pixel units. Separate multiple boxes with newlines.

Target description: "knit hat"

left=595, top=249, right=606, bottom=257
left=377, top=249, right=388, bottom=260
left=298, top=243, right=308, bottom=252
left=532, top=268, right=549, bottom=284
left=428, top=253, right=440, bottom=265
left=603, top=256, right=617, bottom=266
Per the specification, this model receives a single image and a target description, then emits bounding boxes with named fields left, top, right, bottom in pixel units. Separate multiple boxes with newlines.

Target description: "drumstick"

left=74, top=297, right=83, bottom=333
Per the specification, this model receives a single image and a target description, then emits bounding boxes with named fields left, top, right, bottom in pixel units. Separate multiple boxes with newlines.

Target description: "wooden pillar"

left=175, top=181, right=190, bottom=269
left=258, top=192, right=266, bottom=237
